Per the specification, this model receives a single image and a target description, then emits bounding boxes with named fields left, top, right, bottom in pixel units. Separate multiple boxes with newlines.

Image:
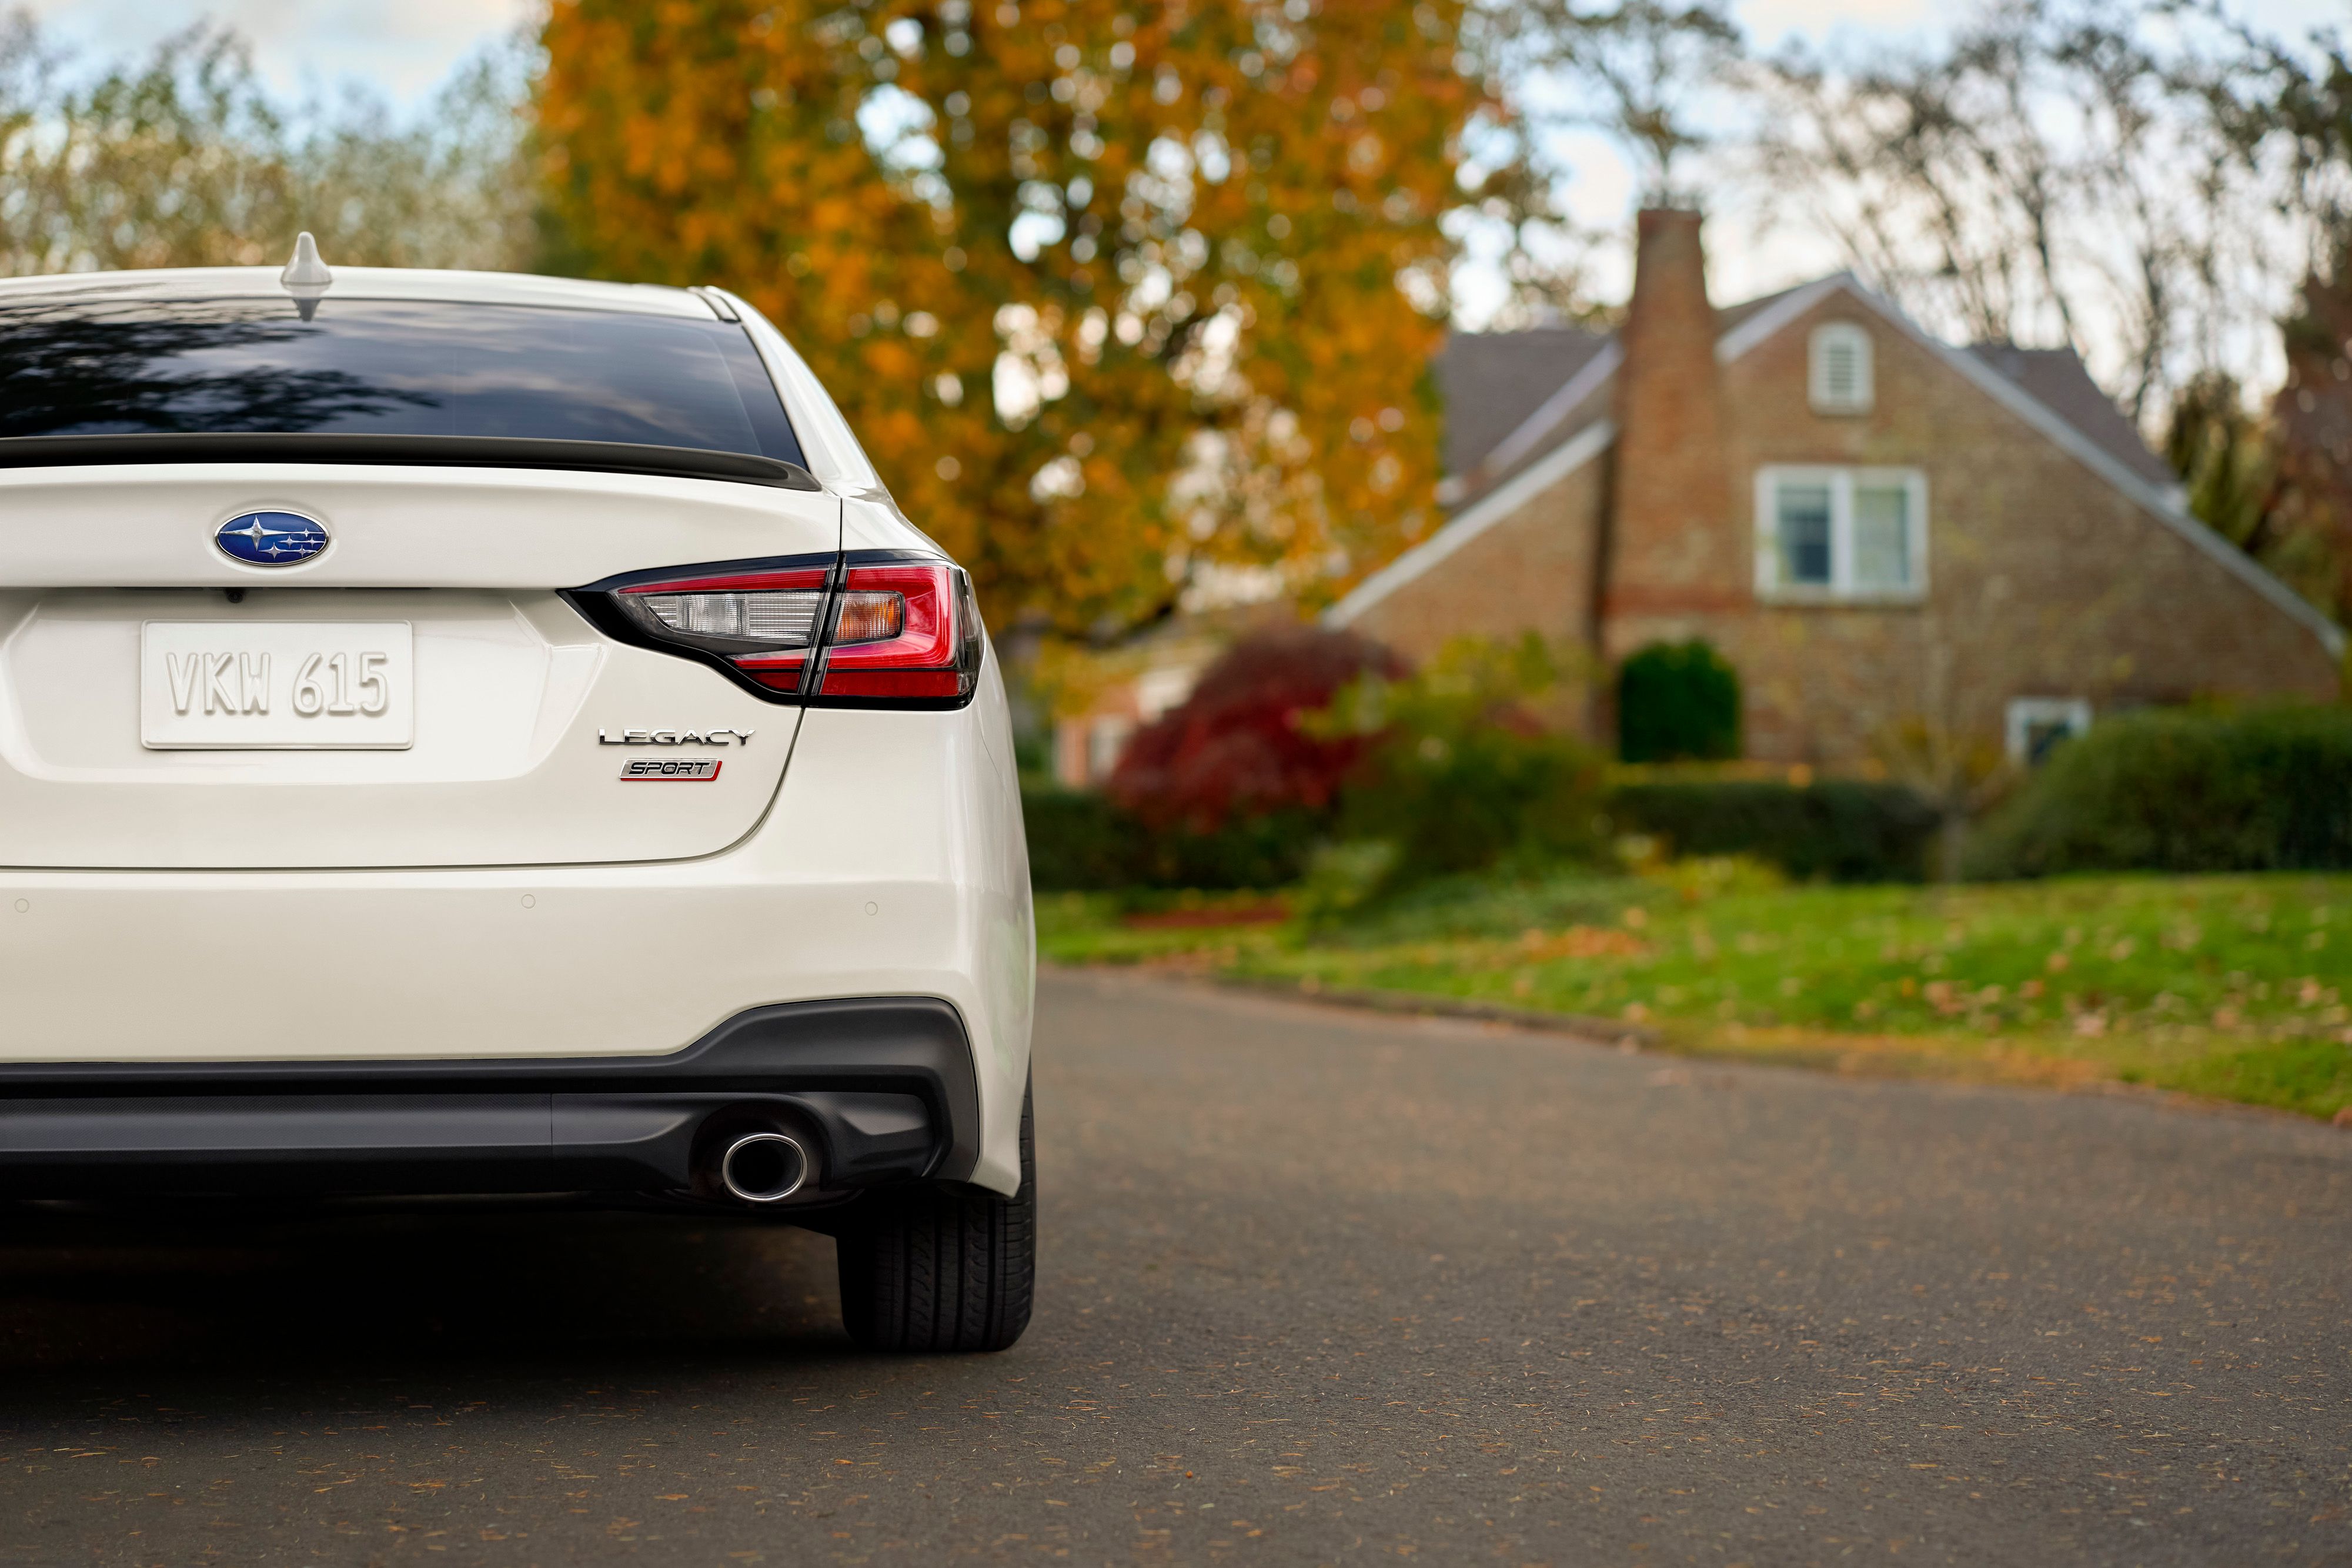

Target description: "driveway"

left=0, top=968, right=2344, bottom=1563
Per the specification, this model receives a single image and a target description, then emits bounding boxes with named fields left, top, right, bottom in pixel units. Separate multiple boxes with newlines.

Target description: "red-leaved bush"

left=1108, top=625, right=1406, bottom=833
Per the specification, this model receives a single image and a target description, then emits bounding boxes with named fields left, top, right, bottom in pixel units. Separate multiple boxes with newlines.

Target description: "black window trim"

left=0, top=433, right=824, bottom=492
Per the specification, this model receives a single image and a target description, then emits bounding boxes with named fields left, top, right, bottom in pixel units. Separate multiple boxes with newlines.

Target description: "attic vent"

left=1809, top=322, right=1873, bottom=414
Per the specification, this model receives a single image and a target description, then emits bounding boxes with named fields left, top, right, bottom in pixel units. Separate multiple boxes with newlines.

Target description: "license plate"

left=141, top=623, right=415, bottom=750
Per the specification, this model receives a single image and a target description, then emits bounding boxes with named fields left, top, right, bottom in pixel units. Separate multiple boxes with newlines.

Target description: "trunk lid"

left=0, top=462, right=836, bottom=868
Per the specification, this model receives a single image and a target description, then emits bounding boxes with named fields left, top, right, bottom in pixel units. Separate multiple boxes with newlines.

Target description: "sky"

left=19, top=0, right=541, bottom=106
left=26, top=0, right=2010, bottom=104
left=26, top=0, right=2333, bottom=104
left=18, top=0, right=2345, bottom=319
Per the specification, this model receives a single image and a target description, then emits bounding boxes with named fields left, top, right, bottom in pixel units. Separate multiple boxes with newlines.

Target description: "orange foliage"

left=537, top=0, right=1479, bottom=636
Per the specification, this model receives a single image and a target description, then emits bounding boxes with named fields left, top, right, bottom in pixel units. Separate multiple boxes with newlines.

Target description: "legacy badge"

left=599, top=728, right=754, bottom=746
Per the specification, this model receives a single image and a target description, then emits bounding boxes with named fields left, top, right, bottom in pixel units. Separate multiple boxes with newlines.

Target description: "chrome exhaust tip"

left=719, top=1131, right=810, bottom=1203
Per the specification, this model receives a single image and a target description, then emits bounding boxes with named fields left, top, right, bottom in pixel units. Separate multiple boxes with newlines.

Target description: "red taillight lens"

left=577, top=554, right=982, bottom=706
left=816, top=563, right=977, bottom=702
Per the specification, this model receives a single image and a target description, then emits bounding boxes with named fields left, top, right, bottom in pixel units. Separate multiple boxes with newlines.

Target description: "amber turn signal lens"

left=831, top=590, right=906, bottom=646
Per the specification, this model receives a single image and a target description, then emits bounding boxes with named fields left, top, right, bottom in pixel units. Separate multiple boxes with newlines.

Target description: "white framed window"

left=1808, top=322, right=1874, bottom=413
left=1753, top=466, right=1929, bottom=601
left=1086, top=716, right=1133, bottom=783
left=2006, top=698, right=2090, bottom=765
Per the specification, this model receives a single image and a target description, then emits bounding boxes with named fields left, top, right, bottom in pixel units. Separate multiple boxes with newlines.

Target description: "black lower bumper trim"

left=0, top=998, right=981, bottom=1199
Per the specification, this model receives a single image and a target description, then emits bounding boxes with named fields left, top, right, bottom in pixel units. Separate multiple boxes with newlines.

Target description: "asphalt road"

left=0, top=969, right=2346, bottom=1566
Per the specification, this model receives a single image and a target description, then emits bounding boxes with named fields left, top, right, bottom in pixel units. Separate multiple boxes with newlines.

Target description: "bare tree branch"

left=1745, top=0, right=2307, bottom=427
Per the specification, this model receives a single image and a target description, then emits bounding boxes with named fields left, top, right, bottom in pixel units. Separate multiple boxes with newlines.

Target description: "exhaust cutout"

left=720, top=1131, right=810, bottom=1203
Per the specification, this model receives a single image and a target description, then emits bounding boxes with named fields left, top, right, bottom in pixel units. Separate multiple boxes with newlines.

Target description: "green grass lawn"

left=1037, top=869, right=2352, bottom=1121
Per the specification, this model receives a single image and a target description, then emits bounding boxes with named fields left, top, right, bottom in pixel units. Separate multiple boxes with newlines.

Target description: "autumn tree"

left=536, top=0, right=1482, bottom=640
left=2107, top=15, right=2352, bottom=621
left=2230, top=25, right=2352, bottom=623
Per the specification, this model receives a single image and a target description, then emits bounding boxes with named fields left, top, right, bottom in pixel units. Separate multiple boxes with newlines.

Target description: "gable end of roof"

left=1816, top=276, right=2344, bottom=659
left=1328, top=419, right=1615, bottom=627
left=1428, top=272, right=2341, bottom=661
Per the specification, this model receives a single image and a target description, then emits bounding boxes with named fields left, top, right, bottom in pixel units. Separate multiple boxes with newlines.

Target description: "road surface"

left=0, top=968, right=2345, bottom=1564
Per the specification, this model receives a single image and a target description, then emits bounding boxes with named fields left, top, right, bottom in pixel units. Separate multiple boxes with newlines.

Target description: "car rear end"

left=0, top=259, right=1035, bottom=1350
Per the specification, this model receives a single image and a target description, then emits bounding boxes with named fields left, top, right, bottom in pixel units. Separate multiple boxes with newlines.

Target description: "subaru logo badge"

left=215, top=510, right=329, bottom=567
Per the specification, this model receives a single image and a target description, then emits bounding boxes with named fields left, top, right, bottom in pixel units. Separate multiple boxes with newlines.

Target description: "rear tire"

left=836, top=1080, right=1034, bottom=1352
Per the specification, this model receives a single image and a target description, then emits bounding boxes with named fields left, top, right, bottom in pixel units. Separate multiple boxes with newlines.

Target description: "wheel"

left=836, top=1079, right=1034, bottom=1352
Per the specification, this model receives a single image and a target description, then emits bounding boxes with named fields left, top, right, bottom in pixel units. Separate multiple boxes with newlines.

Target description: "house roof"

left=1434, top=325, right=1611, bottom=478
left=1345, top=273, right=2340, bottom=657
left=1438, top=283, right=2179, bottom=501
left=1966, top=343, right=2179, bottom=490
left=1434, top=282, right=1826, bottom=507
left=1711, top=281, right=1814, bottom=339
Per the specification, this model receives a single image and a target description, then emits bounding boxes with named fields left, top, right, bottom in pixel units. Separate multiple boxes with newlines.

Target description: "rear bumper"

left=0, top=998, right=980, bottom=1205
left=0, top=678, right=1035, bottom=1196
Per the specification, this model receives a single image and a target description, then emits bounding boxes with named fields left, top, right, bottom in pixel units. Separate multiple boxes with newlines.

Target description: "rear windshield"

left=0, top=296, right=807, bottom=467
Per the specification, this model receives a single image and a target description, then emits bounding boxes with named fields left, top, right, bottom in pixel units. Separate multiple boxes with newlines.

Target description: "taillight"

left=566, top=551, right=984, bottom=707
left=610, top=566, right=829, bottom=694
left=817, top=561, right=981, bottom=702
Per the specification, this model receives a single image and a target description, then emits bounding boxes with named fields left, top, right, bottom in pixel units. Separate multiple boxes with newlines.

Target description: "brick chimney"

left=1602, top=209, right=1742, bottom=650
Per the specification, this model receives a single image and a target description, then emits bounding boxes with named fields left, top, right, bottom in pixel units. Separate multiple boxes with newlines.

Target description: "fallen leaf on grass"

left=1520, top=925, right=1648, bottom=960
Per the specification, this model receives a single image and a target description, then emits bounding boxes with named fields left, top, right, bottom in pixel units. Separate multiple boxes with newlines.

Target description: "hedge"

left=1030, top=703, right=2352, bottom=889
left=1965, top=706, right=2352, bottom=878
left=1606, top=779, right=1938, bottom=883
left=1022, top=787, right=1319, bottom=891
left=1027, top=777, right=1939, bottom=890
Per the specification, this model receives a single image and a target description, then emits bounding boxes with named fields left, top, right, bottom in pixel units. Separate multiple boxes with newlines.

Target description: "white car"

left=0, top=241, right=1036, bottom=1352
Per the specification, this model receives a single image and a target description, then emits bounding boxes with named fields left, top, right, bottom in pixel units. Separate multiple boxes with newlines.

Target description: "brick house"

left=1329, top=209, right=2344, bottom=766
left=1048, top=621, right=1222, bottom=788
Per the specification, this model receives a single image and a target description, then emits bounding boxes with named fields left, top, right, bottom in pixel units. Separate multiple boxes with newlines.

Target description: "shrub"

left=1021, top=787, right=1318, bottom=891
left=1618, top=640, right=1740, bottom=763
left=1321, top=636, right=1609, bottom=888
left=1343, top=726, right=1606, bottom=884
left=1021, top=788, right=1146, bottom=891
left=1108, top=624, right=1405, bottom=833
left=1608, top=779, right=1937, bottom=882
left=1965, top=705, right=2352, bottom=878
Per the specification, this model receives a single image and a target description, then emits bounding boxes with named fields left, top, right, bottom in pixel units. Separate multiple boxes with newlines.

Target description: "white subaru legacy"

left=0, top=242, right=1035, bottom=1353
